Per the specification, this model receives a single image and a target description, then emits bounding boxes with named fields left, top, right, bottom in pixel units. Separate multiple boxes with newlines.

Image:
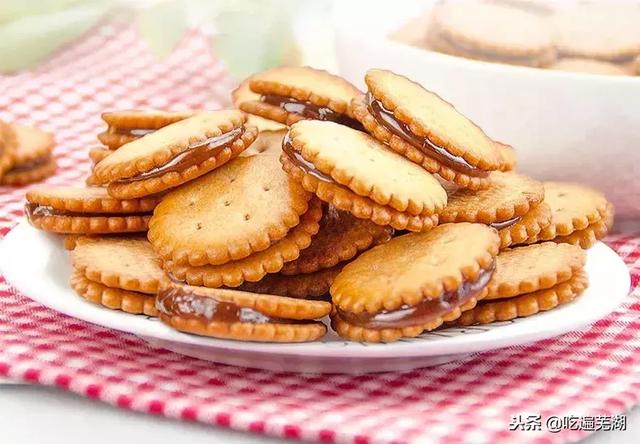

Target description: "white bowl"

left=333, top=1, right=640, bottom=220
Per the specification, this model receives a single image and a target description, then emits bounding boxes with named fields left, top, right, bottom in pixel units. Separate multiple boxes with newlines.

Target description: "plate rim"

left=0, top=220, right=631, bottom=359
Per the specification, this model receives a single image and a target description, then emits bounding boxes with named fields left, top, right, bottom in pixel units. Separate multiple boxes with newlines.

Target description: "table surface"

left=1, top=382, right=638, bottom=443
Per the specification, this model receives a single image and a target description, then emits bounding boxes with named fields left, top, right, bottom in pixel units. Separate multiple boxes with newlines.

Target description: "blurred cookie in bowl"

left=553, top=3, right=640, bottom=64
left=426, top=0, right=556, bottom=67
left=549, top=58, right=631, bottom=77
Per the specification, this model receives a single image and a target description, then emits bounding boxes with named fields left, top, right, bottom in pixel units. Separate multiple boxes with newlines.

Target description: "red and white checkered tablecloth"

left=1, top=22, right=639, bottom=444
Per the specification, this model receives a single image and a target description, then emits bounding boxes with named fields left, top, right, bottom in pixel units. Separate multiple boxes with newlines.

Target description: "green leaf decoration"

left=0, top=0, right=111, bottom=72
left=135, top=0, right=189, bottom=59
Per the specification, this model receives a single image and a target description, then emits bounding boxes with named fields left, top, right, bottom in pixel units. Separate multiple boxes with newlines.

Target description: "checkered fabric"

left=1, top=22, right=639, bottom=444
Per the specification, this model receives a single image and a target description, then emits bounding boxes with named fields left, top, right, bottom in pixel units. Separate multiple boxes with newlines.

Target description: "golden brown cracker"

left=280, top=205, right=393, bottom=275
left=237, top=265, right=341, bottom=299
left=71, top=236, right=166, bottom=294
left=164, top=199, right=322, bottom=288
left=148, top=154, right=313, bottom=267
left=70, top=270, right=158, bottom=316
left=498, top=202, right=552, bottom=249
left=453, top=269, right=588, bottom=326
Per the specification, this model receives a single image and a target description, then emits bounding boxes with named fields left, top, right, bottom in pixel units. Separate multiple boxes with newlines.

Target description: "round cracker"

left=280, top=205, right=393, bottom=275
left=440, top=172, right=545, bottom=224
left=163, top=199, right=322, bottom=288
left=364, top=69, right=503, bottom=170
left=71, top=236, right=166, bottom=294
left=26, top=186, right=160, bottom=213
left=148, top=154, right=313, bottom=267
left=1, top=158, right=56, bottom=186
left=70, top=270, right=158, bottom=316
left=453, top=269, right=588, bottom=326
left=485, top=242, right=585, bottom=299
left=287, top=120, right=447, bottom=217
left=331, top=223, right=500, bottom=313
left=232, top=78, right=287, bottom=132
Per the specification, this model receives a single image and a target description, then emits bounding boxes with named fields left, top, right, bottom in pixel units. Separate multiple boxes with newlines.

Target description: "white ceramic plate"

left=0, top=221, right=631, bottom=374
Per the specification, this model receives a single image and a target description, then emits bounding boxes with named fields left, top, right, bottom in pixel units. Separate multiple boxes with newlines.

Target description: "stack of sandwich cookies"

left=453, top=242, right=587, bottom=326
left=92, top=111, right=258, bottom=198
left=70, top=237, right=165, bottom=316
left=439, top=172, right=550, bottom=249
left=25, top=186, right=160, bottom=234
left=0, top=120, right=17, bottom=181
left=239, top=66, right=364, bottom=129
left=157, top=281, right=332, bottom=342
left=280, top=120, right=447, bottom=231
left=232, top=77, right=287, bottom=133
left=331, top=223, right=500, bottom=342
left=148, top=154, right=322, bottom=287
left=98, top=110, right=194, bottom=149
left=352, top=69, right=505, bottom=189
left=0, top=124, right=55, bottom=185
left=426, top=1, right=556, bottom=67
left=527, top=182, right=613, bottom=249
left=237, top=205, right=393, bottom=299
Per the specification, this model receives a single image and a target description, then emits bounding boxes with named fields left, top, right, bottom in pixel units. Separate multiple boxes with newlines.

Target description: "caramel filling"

left=489, top=216, right=522, bottom=230
left=115, top=127, right=244, bottom=183
left=24, top=203, right=150, bottom=220
left=366, top=93, right=488, bottom=178
left=110, top=127, right=155, bottom=138
left=262, top=94, right=364, bottom=130
left=282, top=133, right=335, bottom=184
left=156, top=286, right=292, bottom=324
left=335, top=262, right=495, bottom=329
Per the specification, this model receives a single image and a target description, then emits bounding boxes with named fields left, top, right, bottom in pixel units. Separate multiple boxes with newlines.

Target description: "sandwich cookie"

left=553, top=4, right=640, bottom=63
left=352, top=69, right=504, bottom=189
left=427, top=1, right=555, bottom=67
left=232, top=77, right=287, bottom=132
left=280, top=205, right=393, bottom=275
left=70, top=236, right=166, bottom=316
left=25, top=186, right=160, bottom=234
left=156, top=281, right=332, bottom=342
left=163, top=198, right=322, bottom=288
left=92, top=111, right=257, bottom=198
left=98, top=110, right=194, bottom=149
left=281, top=120, right=447, bottom=231
left=239, top=66, right=364, bottom=129
left=439, top=172, right=549, bottom=249
left=549, top=58, right=631, bottom=76
left=148, top=153, right=317, bottom=267
left=1, top=124, right=55, bottom=185
left=331, top=223, right=500, bottom=342
left=453, top=242, right=587, bottom=326
left=527, top=182, right=613, bottom=249
left=237, top=265, right=341, bottom=300
left=0, top=120, right=17, bottom=181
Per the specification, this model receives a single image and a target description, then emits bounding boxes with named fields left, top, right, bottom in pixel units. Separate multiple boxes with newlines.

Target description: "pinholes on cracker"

left=148, top=153, right=314, bottom=267
left=352, top=69, right=504, bottom=189
left=25, top=186, right=160, bottom=234
left=239, top=66, right=364, bottom=129
left=92, top=111, right=258, bottom=198
left=281, top=120, right=447, bottom=232
left=331, top=223, right=500, bottom=342
left=162, top=198, right=323, bottom=288
left=156, top=281, right=332, bottom=342
left=98, top=110, right=195, bottom=149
